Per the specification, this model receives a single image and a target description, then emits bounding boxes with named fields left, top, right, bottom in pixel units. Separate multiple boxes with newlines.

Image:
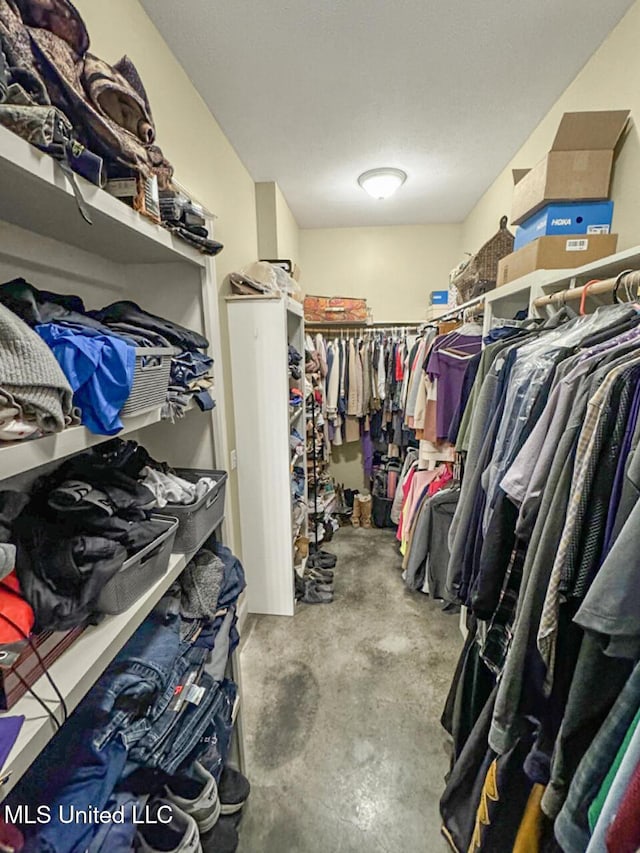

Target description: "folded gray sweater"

left=0, top=302, right=74, bottom=433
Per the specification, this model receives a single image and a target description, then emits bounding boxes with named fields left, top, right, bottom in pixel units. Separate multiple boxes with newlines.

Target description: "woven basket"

left=451, top=216, right=514, bottom=303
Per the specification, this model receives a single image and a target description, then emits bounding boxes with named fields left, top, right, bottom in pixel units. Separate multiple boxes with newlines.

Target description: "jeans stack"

left=6, top=542, right=249, bottom=853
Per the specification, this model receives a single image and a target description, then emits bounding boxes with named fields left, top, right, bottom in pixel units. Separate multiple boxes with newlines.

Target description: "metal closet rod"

left=533, top=270, right=640, bottom=308
left=306, top=321, right=423, bottom=333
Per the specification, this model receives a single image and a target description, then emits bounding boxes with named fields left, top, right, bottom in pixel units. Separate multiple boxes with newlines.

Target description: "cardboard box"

left=497, top=233, right=618, bottom=287
left=511, top=110, right=629, bottom=226
left=426, top=304, right=450, bottom=321
left=514, top=201, right=614, bottom=250
left=430, top=290, right=449, bottom=305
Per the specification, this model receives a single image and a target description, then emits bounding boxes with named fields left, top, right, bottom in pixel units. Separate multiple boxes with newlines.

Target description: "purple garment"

left=427, top=335, right=482, bottom=440
left=362, top=430, right=374, bottom=480
left=602, top=382, right=640, bottom=557
left=0, top=715, right=24, bottom=773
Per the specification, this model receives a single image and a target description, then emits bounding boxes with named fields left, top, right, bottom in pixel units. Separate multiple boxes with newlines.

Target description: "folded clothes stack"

left=0, top=438, right=217, bottom=637
left=159, top=189, right=224, bottom=256
left=0, top=278, right=215, bottom=434
left=6, top=540, right=248, bottom=853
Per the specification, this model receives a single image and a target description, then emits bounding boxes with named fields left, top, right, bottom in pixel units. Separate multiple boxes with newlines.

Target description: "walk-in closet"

left=1, top=1, right=640, bottom=852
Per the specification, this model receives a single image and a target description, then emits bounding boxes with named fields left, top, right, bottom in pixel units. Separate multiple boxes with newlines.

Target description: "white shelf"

left=286, top=297, right=304, bottom=318
left=289, top=408, right=304, bottom=424
left=0, top=124, right=205, bottom=267
left=486, top=270, right=559, bottom=304
left=0, top=407, right=163, bottom=481
left=487, top=242, right=640, bottom=306
left=0, top=552, right=189, bottom=798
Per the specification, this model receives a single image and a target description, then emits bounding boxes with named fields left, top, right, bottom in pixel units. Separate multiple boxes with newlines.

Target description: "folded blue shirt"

left=36, top=323, right=136, bottom=435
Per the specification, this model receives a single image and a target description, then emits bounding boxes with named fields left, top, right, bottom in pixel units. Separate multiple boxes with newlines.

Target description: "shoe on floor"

left=307, top=552, right=337, bottom=569
left=201, top=815, right=239, bottom=853
left=166, top=761, right=220, bottom=834
left=304, top=567, right=334, bottom=583
left=301, top=580, right=333, bottom=604
left=136, top=799, right=202, bottom=853
left=218, top=766, right=251, bottom=815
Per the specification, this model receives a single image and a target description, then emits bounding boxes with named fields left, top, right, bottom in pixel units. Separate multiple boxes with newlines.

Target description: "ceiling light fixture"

left=358, top=167, right=407, bottom=200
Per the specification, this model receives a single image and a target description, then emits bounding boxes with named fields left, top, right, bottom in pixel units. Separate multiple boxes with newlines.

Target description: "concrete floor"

left=236, top=527, right=462, bottom=853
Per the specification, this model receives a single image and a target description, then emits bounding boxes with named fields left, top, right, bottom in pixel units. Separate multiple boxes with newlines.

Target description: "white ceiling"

left=141, top=0, right=634, bottom=229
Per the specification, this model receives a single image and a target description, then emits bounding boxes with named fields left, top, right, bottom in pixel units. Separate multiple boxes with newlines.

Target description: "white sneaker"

left=166, top=761, right=221, bottom=834
left=136, top=799, right=202, bottom=853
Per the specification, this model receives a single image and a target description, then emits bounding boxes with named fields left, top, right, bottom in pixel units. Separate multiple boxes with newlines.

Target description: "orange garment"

left=513, top=784, right=546, bottom=853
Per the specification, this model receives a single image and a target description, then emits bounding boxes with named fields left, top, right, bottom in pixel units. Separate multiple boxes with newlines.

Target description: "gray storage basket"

left=121, top=347, right=175, bottom=417
left=162, top=469, right=228, bottom=554
left=96, top=516, right=179, bottom=615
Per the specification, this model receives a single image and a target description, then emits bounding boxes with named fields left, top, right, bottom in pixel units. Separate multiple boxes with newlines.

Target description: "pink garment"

left=398, top=468, right=439, bottom=545
left=396, top=464, right=417, bottom=543
left=387, top=471, right=399, bottom=500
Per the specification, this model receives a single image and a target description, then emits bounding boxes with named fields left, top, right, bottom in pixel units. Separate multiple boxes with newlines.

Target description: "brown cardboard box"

left=511, top=110, right=629, bottom=225
left=497, top=233, right=618, bottom=287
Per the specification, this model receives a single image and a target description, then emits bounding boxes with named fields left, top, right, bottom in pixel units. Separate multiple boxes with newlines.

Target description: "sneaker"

left=201, top=815, right=239, bottom=853
left=166, top=762, right=220, bottom=834
left=137, top=800, right=202, bottom=853
left=218, top=767, right=251, bottom=815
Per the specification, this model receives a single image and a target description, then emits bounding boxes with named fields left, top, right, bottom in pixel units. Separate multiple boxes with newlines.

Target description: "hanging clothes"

left=437, top=300, right=640, bottom=852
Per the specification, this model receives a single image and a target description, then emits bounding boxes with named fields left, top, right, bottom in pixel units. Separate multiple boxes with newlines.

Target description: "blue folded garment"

left=36, top=324, right=136, bottom=435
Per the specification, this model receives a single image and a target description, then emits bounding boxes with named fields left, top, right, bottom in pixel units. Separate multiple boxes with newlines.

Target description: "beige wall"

left=75, top=0, right=259, bottom=555
left=463, top=0, right=640, bottom=254
left=299, top=224, right=461, bottom=321
left=275, top=185, right=300, bottom=266
left=300, top=224, right=461, bottom=488
left=256, top=182, right=300, bottom=264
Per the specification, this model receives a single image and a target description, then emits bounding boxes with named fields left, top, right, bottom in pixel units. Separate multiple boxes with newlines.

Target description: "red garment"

left=0, top=572, right=35, bottom=645
left=606, top=757, right=640, bottom=853
left=428, top=464, right=454, bottom=497
left=0, top=818, right=24, bottom=852
left=395, top=345, right=404, bottom=382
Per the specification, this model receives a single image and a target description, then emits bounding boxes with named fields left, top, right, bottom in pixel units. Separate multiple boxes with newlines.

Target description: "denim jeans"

left=188, top=679, right=237, bottom=783
left=87, top=792, right=142, bottom=853
left=211, top=543, right=246, bottom=609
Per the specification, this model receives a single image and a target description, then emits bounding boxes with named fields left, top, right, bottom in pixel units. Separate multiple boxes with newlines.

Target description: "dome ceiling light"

left=357, top=168, right=407, bottom=200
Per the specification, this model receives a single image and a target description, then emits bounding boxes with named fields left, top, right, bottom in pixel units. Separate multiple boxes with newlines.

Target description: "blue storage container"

left=514, top=201, right=613, bottom=250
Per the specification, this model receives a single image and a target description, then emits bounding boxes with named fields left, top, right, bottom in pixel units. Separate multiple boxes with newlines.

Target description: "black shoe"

left=201, top=815, right=239, bottom=853
left=304, top=568, right=334, bottom=583
left=301, top=580, right=333, bottom=604
left=218, top=767, right=251, bottom=815
left=308, top=552, right=337, bottom=570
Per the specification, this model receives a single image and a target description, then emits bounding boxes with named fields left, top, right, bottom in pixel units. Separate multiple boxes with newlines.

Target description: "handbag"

left=450, top=216, right=514, bottom=304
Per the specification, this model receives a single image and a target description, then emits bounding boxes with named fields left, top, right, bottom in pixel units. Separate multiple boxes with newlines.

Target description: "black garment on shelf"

left=91, top=300, right=208, bottom=351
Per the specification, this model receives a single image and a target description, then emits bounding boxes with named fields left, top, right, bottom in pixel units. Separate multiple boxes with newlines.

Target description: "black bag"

left=372, top=495, right=395, bottom=529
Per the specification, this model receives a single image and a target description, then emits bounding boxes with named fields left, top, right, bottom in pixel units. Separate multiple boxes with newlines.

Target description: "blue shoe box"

left=430, top=290, right=449, bottom=305
left=514, top=201, right=614, bottom=251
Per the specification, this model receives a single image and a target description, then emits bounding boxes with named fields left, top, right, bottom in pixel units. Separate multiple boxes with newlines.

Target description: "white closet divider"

left=226, top=295, right=302, bottom=617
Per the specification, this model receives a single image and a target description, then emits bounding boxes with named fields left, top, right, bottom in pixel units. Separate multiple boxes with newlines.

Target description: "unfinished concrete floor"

left=236, top=527, right=462, bottom=853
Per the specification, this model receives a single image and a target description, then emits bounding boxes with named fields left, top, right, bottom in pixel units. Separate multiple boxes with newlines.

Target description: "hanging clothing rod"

left=306, top=322, right=423, bottom=335
left=533, top=270, right=640, bottom=309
